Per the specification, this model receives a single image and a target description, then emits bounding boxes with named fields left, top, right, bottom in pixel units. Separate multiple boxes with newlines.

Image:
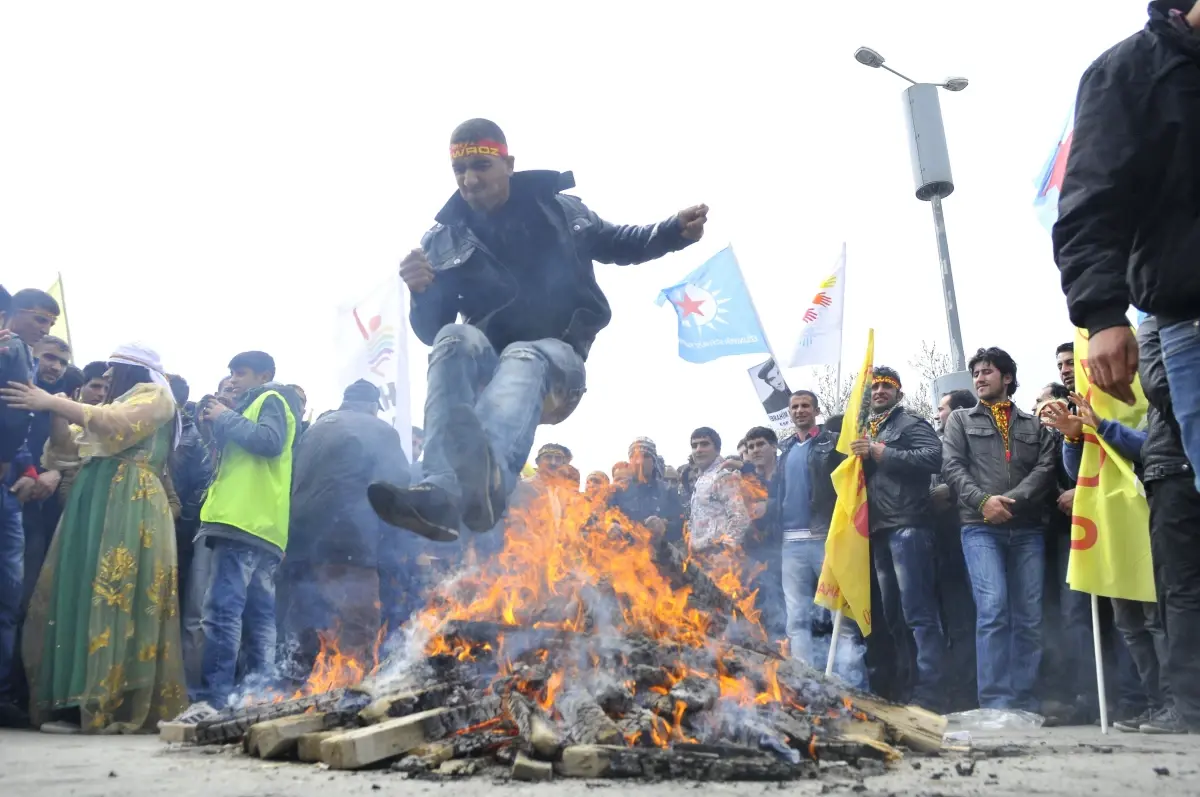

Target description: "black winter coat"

left=863, top=409, right=942, bottom=534
left=1054, top=1, right=1200, bottom=333
left=287, top=406, right=410, bottom=569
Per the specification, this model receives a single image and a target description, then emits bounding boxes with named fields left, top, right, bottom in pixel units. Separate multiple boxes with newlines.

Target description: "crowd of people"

left=2, top=0, right=1200, bottom=739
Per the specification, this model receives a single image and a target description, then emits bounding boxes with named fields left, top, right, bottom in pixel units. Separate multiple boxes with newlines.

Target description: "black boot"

left=368, top=482, right=462, bottom=542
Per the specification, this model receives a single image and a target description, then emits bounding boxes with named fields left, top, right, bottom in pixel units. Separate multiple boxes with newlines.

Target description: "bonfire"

left=164, top=477, right=946, bottom=781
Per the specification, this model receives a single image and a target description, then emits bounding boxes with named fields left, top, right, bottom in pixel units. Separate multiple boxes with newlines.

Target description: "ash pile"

left=161, top=487, right=947, bottom=781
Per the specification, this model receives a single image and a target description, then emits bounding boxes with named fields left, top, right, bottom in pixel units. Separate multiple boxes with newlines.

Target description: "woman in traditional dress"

left=1, top=343, right=187, bottom=732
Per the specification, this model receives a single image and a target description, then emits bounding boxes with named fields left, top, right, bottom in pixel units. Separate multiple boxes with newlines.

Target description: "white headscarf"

left=108, top=342, right=181, bottom=448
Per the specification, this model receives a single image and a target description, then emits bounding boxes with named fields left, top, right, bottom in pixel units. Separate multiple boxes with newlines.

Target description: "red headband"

left=450, top=139, right=509, bottom=160
left=873, top=376, right=901, bottom=389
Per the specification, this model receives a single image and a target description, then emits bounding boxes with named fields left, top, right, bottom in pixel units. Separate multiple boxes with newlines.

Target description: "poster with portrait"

left=747, top=357, right=794, bottom=438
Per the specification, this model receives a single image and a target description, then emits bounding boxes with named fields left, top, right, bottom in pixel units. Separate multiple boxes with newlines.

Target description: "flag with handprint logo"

left=783, top=244, right=845, bottom=368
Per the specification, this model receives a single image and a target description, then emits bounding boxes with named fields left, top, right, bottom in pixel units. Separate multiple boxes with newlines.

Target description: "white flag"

left=783, top=246, right=846, bottom=368
left=334, top=272, right=413, bottom=461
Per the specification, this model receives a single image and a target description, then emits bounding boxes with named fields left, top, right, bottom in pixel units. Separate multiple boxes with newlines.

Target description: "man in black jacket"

left=942, top=348, right=1058, bottom=711
left=1138, top=318, right=1200, bottom=732
left=1053, top=0, right=1200, bottom=489
left=849, top=367, right=946, bottom=710
left=278, top=380, right=410, bottom=684
left=370, top=119, right=707, bottom=542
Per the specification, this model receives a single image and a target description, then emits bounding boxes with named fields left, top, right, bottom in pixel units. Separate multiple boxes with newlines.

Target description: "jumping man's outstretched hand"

left=400, top=248, right=435, bottom=293
left=678, top=204, right=709, bottom=242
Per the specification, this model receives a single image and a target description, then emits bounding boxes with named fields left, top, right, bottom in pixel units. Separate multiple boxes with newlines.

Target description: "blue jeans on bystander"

left=873, top=526, right=947, bottom=710
left=1160, top=318, right=1200, bottom=492
left=961, top=525, right=1045, bottom=711
left=781, top=537, right=868, bottom=689
left=0, top=490, right=23, bottom=704
left=197, top=537, right=281, bottom=709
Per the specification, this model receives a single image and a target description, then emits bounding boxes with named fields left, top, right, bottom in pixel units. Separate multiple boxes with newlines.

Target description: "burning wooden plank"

left=502, top=692, right=562, bottom=759
left=558, top=687, right=622, bottom=746
left=320, top=697, right=501, bottom=770
left=245, top=712, right=339, bottom=759
left=358, top=683, right=456, bottom=725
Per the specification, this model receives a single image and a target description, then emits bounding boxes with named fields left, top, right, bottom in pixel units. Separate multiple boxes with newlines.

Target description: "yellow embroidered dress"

left=22, top=383, right=187, bottom=731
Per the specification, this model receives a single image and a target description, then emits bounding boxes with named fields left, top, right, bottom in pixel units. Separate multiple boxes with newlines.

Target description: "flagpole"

left=1091, top=594, right=1108, bottom=734
left=825, top=610, right=843, bottom=676
left=57, top=272, right=76, bottom=364
left=835, top=242, right=846, bottom=407
left=728, top=244, right=780, bottom=363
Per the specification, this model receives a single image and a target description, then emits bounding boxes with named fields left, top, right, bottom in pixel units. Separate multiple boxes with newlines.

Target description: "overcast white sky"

left=1, top=1, right=1147, bottom=477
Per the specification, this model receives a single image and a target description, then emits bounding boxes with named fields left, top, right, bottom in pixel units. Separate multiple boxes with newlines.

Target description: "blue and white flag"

left=655, top=246, right=770, bottom=364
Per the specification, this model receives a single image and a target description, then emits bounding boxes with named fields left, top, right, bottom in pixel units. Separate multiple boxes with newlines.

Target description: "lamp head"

left=942, top=76, right=969, bottom=92
left=854, top=47, right=885, bottom=68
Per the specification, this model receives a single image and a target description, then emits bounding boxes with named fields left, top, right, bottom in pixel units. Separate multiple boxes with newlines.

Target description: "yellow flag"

left=814, top=329, right=874, bottom=635
left=46, top=274, right=74, bottom=360
left=1066, top=327, right=1155, bottom=602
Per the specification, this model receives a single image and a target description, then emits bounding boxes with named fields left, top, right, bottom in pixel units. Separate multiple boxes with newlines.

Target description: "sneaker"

left=39, top=720, right=81, bottom=735
left=440, top=404, right=505, bottom=533
left=368, top=482, right=462, bottom=542
left=1113, top=707, right=1154, bottom=733
left=1141, top=706, right=1188, bottom=734
left=170, top=701, right=219, bottom=725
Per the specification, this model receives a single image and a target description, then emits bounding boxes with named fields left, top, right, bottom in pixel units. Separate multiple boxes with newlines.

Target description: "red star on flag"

left=1045, top=130, right=1073, bottom=195
left=673, top=289, right=706, bottom=319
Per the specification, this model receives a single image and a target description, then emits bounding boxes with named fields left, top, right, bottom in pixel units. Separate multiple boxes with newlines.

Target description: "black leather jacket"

left=765, top=427, right=843, bottom=537
left=941, top=402, right=1058, bottom=527
left=412, top=170, right=694, bottom=361
left=863, top=408, right=942, bottom=534
left=1138, top=316, right=1193, bottom=483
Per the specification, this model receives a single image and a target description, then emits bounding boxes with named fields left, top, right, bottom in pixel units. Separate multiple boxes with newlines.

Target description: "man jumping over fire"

left=369, top=119, right=708, bottom=541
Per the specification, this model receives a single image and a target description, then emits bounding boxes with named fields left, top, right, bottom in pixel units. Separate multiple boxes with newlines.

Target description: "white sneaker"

left=39, top=720, right=81, bottom=735
left=171, top=701, right=218, bottom=725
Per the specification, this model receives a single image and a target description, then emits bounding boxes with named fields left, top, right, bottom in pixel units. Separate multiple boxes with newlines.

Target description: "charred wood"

left=556, top=744, right=813, bottom=781
left=669, top=676, right=719, bottom=713
left=558, top=687, right=622, bottom=745
left=194, top=690, right=347, bottom=745
left=503, top=692, right=562, bottom=759
left=359, top=683, right=457, bottom=725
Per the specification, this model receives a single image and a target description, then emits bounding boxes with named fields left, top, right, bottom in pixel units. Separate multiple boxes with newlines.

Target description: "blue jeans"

left=0, top=491, right=23, bottom=703
left=421, top=324, right=586, bottom=502
left=781, top=538, right=868, bottom=689
left=962, top=526, right=1045, bottom=711
left=1160, top=318, right=1200, bottom=492
left=873, top=527, right=946, bottom=709
left=198, top=538, right=281, bottom=708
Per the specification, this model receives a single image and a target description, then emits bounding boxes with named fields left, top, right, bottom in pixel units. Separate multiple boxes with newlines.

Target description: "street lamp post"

left=853, top=47, right=969, bottom=374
